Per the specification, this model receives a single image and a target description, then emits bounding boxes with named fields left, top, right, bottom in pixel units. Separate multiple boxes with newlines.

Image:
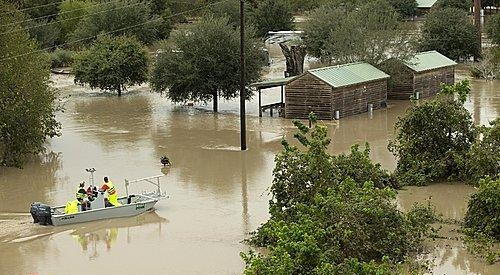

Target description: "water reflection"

left=71, top=94, right=153, bottom=148
left=0, top=152, right=63, bottom=212
left=70, top=212, right=166, bottom=259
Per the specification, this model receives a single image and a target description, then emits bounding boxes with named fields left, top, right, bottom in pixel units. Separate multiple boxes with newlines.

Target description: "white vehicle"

left=30, top=170, right=168, bottom=226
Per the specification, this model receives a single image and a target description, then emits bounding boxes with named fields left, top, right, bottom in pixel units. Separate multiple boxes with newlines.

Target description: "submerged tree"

left=242, top=114, right=434, bottom=274
left=150, top=15, right=264, bottom=112
left=73, top=35, right=150, bottom=96
left=0, top=3, right=60, bottom=167
left=389, top=81, right=477, bottom=186
left=303, top=0, right=415, bottom=65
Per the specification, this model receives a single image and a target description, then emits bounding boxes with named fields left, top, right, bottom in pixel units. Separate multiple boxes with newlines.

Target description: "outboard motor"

left=30, top=203, right=52, bottom=225
left=30, top=202, right=41, bottom=223
left=36, top=204, right=52, bottom=225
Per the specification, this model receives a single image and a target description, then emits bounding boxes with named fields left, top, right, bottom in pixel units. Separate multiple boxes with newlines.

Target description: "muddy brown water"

left=1, top=45, right=499, bottom=274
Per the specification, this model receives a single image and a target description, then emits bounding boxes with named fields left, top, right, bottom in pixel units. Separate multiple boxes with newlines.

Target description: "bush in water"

left=242, top=113, right=435, bottom=274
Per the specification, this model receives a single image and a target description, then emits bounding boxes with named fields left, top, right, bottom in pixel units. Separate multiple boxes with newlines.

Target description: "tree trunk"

left=474, top=0, right=482, bottom=60
left=213, top=92, right=218, bottom=112
left=279, top=43, right=307, bottom=77
left=117, top=85, right=122, bottom=96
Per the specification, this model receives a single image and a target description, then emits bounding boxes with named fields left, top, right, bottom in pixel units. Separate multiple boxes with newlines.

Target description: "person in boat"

left=64, top=198, right=82, bottom=214
left=100, top=177, right=121, bottom=207
left=76, top=182, right=92, bottom=211
left=76, top=182, right=87, bottom=200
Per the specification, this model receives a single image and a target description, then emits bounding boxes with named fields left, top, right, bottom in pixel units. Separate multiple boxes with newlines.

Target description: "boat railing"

left=124, top=175, right=166, bottom=198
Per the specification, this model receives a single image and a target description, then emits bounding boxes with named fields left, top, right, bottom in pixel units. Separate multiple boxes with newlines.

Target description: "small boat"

left=30, top=174, right=168, bottom=226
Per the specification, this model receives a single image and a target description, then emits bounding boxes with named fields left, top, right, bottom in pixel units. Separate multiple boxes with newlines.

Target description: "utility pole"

left=474, top=0, right=482, bottom=60
left=240, top=0, right=247, bottom=151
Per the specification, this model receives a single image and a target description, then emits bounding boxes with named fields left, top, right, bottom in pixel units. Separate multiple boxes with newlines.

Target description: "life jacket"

left=76, top=187, right=86, bottom=200
left=102, top=181, right=116, bottom=195
left=65, top=200, right=80, bottom=214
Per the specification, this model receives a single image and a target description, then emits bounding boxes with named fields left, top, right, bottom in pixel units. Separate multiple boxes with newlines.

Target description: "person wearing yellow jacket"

left=65, top=198, right=82, bottom=214
left=99, top=177, right=121, bottom=207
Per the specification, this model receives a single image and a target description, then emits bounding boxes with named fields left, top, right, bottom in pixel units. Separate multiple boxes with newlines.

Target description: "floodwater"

left=0, top=45, right=499, bottom=275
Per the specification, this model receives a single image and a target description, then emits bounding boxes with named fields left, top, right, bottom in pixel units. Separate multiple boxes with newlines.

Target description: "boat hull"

left=51, top=200, right=158, bottom=226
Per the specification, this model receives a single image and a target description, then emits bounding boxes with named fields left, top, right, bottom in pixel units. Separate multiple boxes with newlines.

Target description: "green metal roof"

left=416, top=0, right=437, bottom=8
left=404, top=51, right=457, bottom=72
left=250, top=76, right=297, bottom=89
left=307, top=62, right=389, bottom=88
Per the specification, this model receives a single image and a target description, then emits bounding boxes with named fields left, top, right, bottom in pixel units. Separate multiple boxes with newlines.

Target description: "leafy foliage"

left=486, top=13, right=500, bottom=45
left=50, top=48, right=75, bottom=68
left=70, top=0, right=162, bottom=45
left=243, top=114, right=435, bottom=274
left=419, top=8, right=480, bottom=61
left=150, top=15, right=264, bottom=112
left=389, top=80, right=476, bottom=186
left=464, top=178, right=500, bottom=241
left=73, top=35, right=149, bottom=95
left=387, top=0, right=418, bottom=17
left=249, top=0, right=294, bottom=37
left=458, top=119, right=500, bottom=183
left=0, top=3, right=60, bottom=167
left=470, top=46, right=500, bottom=80
left=436, top=0, right=471, bottom=11
left=303, top=0, right=415, bottom=65
left=26, top=19, right=61, bottom=49
left=57, top=0, right=91, bottom=43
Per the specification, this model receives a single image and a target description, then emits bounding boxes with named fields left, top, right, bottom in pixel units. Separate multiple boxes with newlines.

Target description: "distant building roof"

left=307, top=62, right=389, bottom=88
left=404, top=51, right=457, bottom=72
left=416, top=0, right=437, bottom=8
left=250, top=76, right=297, bottom=89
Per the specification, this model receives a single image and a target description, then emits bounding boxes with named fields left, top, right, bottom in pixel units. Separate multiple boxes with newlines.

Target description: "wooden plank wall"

left=387, top=68, right=414, bottom=100
left=285, top=73, right=333, bottom=120
left=332, top=80, right=387, bottom=118
left=285, top=73, right=388, bottom=120
left=414, top=67, right=455, bottom=99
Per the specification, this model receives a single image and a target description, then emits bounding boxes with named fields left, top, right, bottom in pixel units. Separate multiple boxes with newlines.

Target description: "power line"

left=3, top=0, right=66, bottom=15
left=0, top=0, right=231, bottom=62
left=0, top=0, right=123, bottom=27
left=1, top=0, right=195, bottom=28
left=1, top=1, right=144, bottom=36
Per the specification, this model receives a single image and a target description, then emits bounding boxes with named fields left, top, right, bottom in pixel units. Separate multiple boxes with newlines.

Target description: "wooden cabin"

left=386, top=51, right=457, bottom=100
left=285, top=63, right=389, bottom=120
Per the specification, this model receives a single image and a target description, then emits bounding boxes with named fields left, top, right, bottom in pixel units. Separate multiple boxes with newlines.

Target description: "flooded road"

left=0, top=45, right=499, bottom=274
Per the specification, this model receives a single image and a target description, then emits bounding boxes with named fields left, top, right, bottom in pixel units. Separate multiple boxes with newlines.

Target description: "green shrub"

left=50, top=49, right=75, bottom=68
left=486, top=13, right=500, bottom=45
left=464, top=178, right=500, bottom=240
left=243, top=114, right=436, bottom=274
left=389, top=81, right=476, bottom=186
left=459, top=119, right=500, bottom=183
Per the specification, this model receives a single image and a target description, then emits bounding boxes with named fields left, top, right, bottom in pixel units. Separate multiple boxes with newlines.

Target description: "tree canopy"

left=57, top=0, right=91, bottom=43
left=419, top=8, right=480, bottom=61
left=303, top=0, right=415, bottom=65
left=243, top=114, right=435, bottom=274
left=73, top=35, right=150, bottom=96
left=486, top=13, right=500, bottom=45
left=150, top=15, right=264, bottom=112
left=388, top=81, right=477, bottom=186
left=436, top=0, right=471, bottom=11
left=70, top=0, right=162, bottom=45
left=249, top=0, right=295, bottom=37
left=0, top=3, right=60, bottom=167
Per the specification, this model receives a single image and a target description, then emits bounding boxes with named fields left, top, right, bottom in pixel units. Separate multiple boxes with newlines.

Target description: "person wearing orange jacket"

left=99, top=177, right=121, bottom=207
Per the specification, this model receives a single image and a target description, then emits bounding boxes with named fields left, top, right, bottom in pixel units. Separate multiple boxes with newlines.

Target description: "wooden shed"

left=285, top=62, right=389, bottom=120
left=416, top=0, right=437, bottom=15
left=387, top=51, right=457, bottom=100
